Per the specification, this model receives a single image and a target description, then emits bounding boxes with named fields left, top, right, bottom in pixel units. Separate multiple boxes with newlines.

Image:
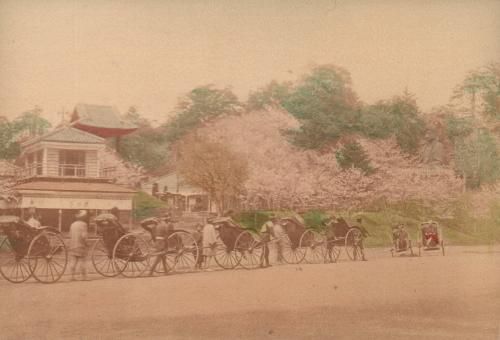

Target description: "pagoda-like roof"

left=71, top=104, right=137, bottom=138
left=21, top=126, right=105, bottom=148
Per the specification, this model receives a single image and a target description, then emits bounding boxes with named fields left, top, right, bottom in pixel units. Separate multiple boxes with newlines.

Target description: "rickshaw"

left=418, top=221, right=445, bottom=256
left=297, top=217, right=368, bottom=264
left=140, top=216, right=200, bottom=274
left=390, top=224, right=414, bottom=257
left=212, top=217, right=263, bottom=270
left=0, top=215, right=68, bottom=283
left=91, top=213, right=129, bottom=277
left=90, top=213, right=151, bottom=278
left=271, top=216, right=308, bottom=264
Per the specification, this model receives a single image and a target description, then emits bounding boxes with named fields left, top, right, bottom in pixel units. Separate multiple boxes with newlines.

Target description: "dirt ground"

left=1, top=245, right=499, bottom=340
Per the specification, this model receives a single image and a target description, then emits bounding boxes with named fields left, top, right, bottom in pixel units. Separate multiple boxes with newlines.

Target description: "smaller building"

left=141, top=172, right=216, bottom=213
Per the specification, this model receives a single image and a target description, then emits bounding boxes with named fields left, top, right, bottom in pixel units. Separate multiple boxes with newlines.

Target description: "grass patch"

left=232, top=202, right=499, bottom=247
left=133, top=191, right=169, bottom=220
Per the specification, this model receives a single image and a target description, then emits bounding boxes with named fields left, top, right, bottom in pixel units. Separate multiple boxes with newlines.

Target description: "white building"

left=141, top=172, right=216, bottom=213
left=12, top=104, right=138, bottom=232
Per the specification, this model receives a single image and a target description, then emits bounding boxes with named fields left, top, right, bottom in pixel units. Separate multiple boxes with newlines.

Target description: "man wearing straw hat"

left=69, top=210, right=90, bottom=281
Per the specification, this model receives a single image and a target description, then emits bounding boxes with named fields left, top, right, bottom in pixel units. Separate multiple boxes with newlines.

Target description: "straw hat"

left=75, top=210, right=88, bottom=219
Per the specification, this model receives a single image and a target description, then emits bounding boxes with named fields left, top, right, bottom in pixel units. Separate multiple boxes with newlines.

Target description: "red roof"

left=13, top=181, right=136, bottom=194
left=71, top=104, right=137, bottom=138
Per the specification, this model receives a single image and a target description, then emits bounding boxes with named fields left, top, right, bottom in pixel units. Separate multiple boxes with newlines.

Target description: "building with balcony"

left=12, top=105, right=138, bottom=232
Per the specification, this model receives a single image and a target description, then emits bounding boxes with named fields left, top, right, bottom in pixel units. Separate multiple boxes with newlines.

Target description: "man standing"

left=69, top=210, right=89, bottom=281
left=141, top=215, right=171, bottom=276
left=260, top=221, right=274, bottom=268
left=202, top=218, right=218, bottom=270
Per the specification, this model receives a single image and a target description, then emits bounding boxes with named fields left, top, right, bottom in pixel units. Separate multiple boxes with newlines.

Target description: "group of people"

left=392, top=220, right=441, bottom=251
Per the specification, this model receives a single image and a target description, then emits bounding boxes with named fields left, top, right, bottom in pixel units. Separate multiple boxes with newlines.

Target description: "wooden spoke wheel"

left=235, top=231, right=263, bottom=269
left=112, top=234, right=150, bottom=278
left=91, top=239, right=120, bottom=277
left=325, top=238, right=341, bottom=263
left=214, top=242, right=240, bottom=269
left=0, top=236, right=32, bottom=283
left=165, top=231, right=199, bottom=273
left=299, top=229, right=327, bottom=264
left=279, top=234, right=306, bottom=264
left=28, top=231, right=67, bottom=284
left=345, top=228, right=365, bottom=261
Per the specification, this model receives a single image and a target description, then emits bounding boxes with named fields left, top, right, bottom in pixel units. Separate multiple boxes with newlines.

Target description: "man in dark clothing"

left=141, top=216, right=171, bottom=276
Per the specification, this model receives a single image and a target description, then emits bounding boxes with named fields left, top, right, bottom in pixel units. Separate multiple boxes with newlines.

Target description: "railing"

left=57, top=164, right=86, bottom=177
left=101, top=166, right=117, bottom=179
left=20, top=163, right=104, bottom=179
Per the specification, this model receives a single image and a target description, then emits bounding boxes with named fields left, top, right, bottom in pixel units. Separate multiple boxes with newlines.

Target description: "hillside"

left=197, top=106, right=464, bottom=210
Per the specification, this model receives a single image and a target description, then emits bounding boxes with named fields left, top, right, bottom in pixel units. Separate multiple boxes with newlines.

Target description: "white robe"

left=202, top=224, right=217, bottom=256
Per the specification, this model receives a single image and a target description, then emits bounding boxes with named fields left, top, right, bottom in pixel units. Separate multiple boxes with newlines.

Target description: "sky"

left=0, top=0, right=499, bottom=125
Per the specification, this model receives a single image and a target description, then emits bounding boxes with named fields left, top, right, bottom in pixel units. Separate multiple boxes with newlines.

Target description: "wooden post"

left=58, top=209, right=62, bottom=233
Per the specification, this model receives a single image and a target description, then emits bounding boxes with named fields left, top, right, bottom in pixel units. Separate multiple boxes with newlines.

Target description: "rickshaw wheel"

left=345, top=228, right=364, bottom=261
left=235, top=230, right=263, bottom=269
left=325, top=238, right=341, bottom=263
left=165, top=231, right=199, bottom=273
left=0, top=237, right=32, bottom=283
left=299, top=229, right=327, bottom=264
left=112, top=234, right=150, bottom=278
left=28, top=231, right=68, bottom=284
left=91, top=239, right=120, bottom=277
left=214, top=243, right=240, bottom=269
left=279, top=234, right=306, bottom=264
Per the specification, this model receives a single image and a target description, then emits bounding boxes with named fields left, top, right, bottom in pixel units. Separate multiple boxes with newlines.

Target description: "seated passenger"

left=424, top=221, right=439, bottom=247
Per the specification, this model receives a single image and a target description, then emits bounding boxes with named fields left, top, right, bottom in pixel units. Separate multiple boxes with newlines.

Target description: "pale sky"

left=0, top=0, right=499, bottom=125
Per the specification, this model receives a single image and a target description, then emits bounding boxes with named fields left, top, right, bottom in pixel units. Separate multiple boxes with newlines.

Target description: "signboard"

left=20, top=196, right=132, bottom=210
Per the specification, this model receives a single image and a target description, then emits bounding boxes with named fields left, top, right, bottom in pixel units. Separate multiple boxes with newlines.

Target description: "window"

left=36, top=150, right=43, bottom=175
left=59, top=150, right=86, bottom=177
left=26, top=150, right=43, bottom=176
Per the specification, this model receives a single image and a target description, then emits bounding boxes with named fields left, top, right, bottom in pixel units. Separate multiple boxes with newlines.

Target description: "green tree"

left=453, top=63, right=500, bottom=120
left=335, top=141, right=374, bottom=175
left=443, top=114, right=474, bottom=143
left=15, top=106, right=52, bottom=136
left=246, top=80, right=292, bottom=111
left=282, top=64, right=361, bottom=149
left=453, top=128, right=500, bottom=189
left=361, top=92, right=426, bottom=154
left=0, top=117, right=21, bottom=159
left=122, top=106, right=150, bottom=128
left=165, top=85, right=242, bottom=143
left=118, top=108, right=170, bottom=171
left=0, top=108, right=52, bottom=160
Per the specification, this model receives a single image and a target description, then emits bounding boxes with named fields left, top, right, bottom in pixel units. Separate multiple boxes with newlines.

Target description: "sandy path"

left=0, top=246, right=499, bottom=339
